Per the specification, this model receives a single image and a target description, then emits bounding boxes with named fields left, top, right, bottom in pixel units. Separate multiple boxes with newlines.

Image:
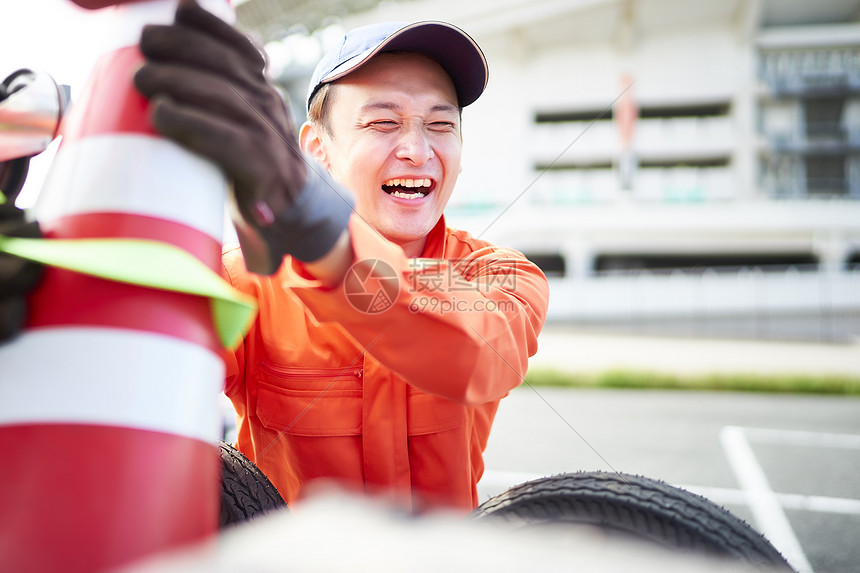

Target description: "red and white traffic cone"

left=0, top=1, right=235, bottom=571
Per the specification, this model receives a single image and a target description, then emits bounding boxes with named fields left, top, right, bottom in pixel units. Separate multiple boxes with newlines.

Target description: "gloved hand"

left=135, top=0, right=352, bottom=274
left=0, top=159, right=43, bottom=342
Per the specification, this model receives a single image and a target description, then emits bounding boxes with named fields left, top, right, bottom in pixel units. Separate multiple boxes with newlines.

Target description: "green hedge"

left=524, top=368, right=860, bottom=395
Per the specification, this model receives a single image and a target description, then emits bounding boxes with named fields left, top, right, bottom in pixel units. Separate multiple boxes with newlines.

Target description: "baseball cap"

left=307, top=21, right=488, bottom=111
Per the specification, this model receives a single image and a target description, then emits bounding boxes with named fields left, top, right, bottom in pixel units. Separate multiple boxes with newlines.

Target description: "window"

left=594, top=253, right=818, bottom=274
left=804, top=97, right=844, bottom=140
left=523, top=253, right=566, bottom=277
left=805, top=155, right=846, bottom=196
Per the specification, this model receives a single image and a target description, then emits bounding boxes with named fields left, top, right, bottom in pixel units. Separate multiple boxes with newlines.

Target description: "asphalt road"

left=478, top=387, right=860, bottom=573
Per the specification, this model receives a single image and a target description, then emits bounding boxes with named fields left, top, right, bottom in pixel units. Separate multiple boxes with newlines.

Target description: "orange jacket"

left=221, top=214, right=549, bottom=513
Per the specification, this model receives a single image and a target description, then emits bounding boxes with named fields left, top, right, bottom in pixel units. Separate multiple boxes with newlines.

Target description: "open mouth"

left=382, top=177, right=434, bottom=200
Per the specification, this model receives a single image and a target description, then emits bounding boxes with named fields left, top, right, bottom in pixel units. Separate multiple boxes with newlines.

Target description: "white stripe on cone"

left=104, top=0, right=235, bottom=54
left=0, top=328, right=224, bottom=442
left=35, top=135, right=228, bottom=242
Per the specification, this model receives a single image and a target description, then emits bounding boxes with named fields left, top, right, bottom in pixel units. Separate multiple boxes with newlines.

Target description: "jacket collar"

left=419, top=215, right=447, bottom=259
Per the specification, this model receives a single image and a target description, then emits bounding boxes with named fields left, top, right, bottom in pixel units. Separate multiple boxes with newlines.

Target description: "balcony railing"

left=759, top=48, right=860, bottom=95
left=763, top=121, right=857, bottom=151
left=530, top=116, right=734, bottom=165
left=546, top=265, right=860, bottom=342
left=529, top=166, right=737, bottom=204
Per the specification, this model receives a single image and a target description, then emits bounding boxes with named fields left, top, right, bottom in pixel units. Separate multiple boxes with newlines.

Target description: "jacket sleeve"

left=289, top=215, right=550, bottom=406
left=220, top=249, right=248, bottom=400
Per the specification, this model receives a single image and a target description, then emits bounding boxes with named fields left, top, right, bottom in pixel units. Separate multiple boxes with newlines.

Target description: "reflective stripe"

left=34, top=134, right=227, bottom=242
left=0, top=328, right=224, bottom=442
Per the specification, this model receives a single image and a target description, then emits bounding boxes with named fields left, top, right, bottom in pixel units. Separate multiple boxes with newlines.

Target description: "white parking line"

left=721, top=425, right=814, bottom=573
left=678, top=485, right=860, bottom=516
left=743, top=427, right=860, bottom=449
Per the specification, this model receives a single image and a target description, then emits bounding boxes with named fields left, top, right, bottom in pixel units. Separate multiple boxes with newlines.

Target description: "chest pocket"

left=406, top=385, right=467, bottom=436
left=254, top=363, right=363, bottom=437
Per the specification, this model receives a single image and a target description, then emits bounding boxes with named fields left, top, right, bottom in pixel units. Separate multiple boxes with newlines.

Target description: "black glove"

left=134, top=0, right=352, bottom=274
left=0, top=158, right=43, bottom=342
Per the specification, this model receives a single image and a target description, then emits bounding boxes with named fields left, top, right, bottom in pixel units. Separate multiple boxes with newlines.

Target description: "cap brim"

left=319, top=21, right=488, bottom=108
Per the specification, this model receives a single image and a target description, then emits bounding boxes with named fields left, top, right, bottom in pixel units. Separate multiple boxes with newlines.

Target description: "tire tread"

left=218, top=441, right=286, bottom=528
left=470, top=471, right=793, bottom=570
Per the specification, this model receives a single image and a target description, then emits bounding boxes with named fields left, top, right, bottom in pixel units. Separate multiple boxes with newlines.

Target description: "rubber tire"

left=218, top=441, right=287, bottom=528
left=470, top=472, right=793, bottom=570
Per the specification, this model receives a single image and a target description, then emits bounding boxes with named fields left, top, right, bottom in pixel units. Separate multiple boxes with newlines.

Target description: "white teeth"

left=383, top=178, right=431, bottom=199
left=391, top=191, right=425, bottom=199
left=383, top=178, right=431, bottom=188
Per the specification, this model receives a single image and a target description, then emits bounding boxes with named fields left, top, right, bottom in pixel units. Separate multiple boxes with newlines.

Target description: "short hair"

left=307, top=82, right=335, bottom=136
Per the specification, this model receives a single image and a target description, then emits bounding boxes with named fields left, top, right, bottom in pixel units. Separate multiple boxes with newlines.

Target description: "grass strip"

left=524, top=367, right=860, bottom=395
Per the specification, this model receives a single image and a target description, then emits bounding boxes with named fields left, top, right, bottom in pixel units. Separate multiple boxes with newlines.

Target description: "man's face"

left=311, top=52, right=463, bottom=256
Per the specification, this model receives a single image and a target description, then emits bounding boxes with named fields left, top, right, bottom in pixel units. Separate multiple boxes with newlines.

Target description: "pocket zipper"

left=259, top=362, right=363, bottom=380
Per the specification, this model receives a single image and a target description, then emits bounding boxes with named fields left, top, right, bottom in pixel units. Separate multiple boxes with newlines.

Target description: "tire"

left=218, top=441, right=287, bottom=528
left=469, top=472, right=793, bottom=571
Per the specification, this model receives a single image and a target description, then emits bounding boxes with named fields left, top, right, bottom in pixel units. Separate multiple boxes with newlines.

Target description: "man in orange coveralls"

left=3, top=0, right=549, bottom=514
left=138, top=1, right=549, bottom=514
